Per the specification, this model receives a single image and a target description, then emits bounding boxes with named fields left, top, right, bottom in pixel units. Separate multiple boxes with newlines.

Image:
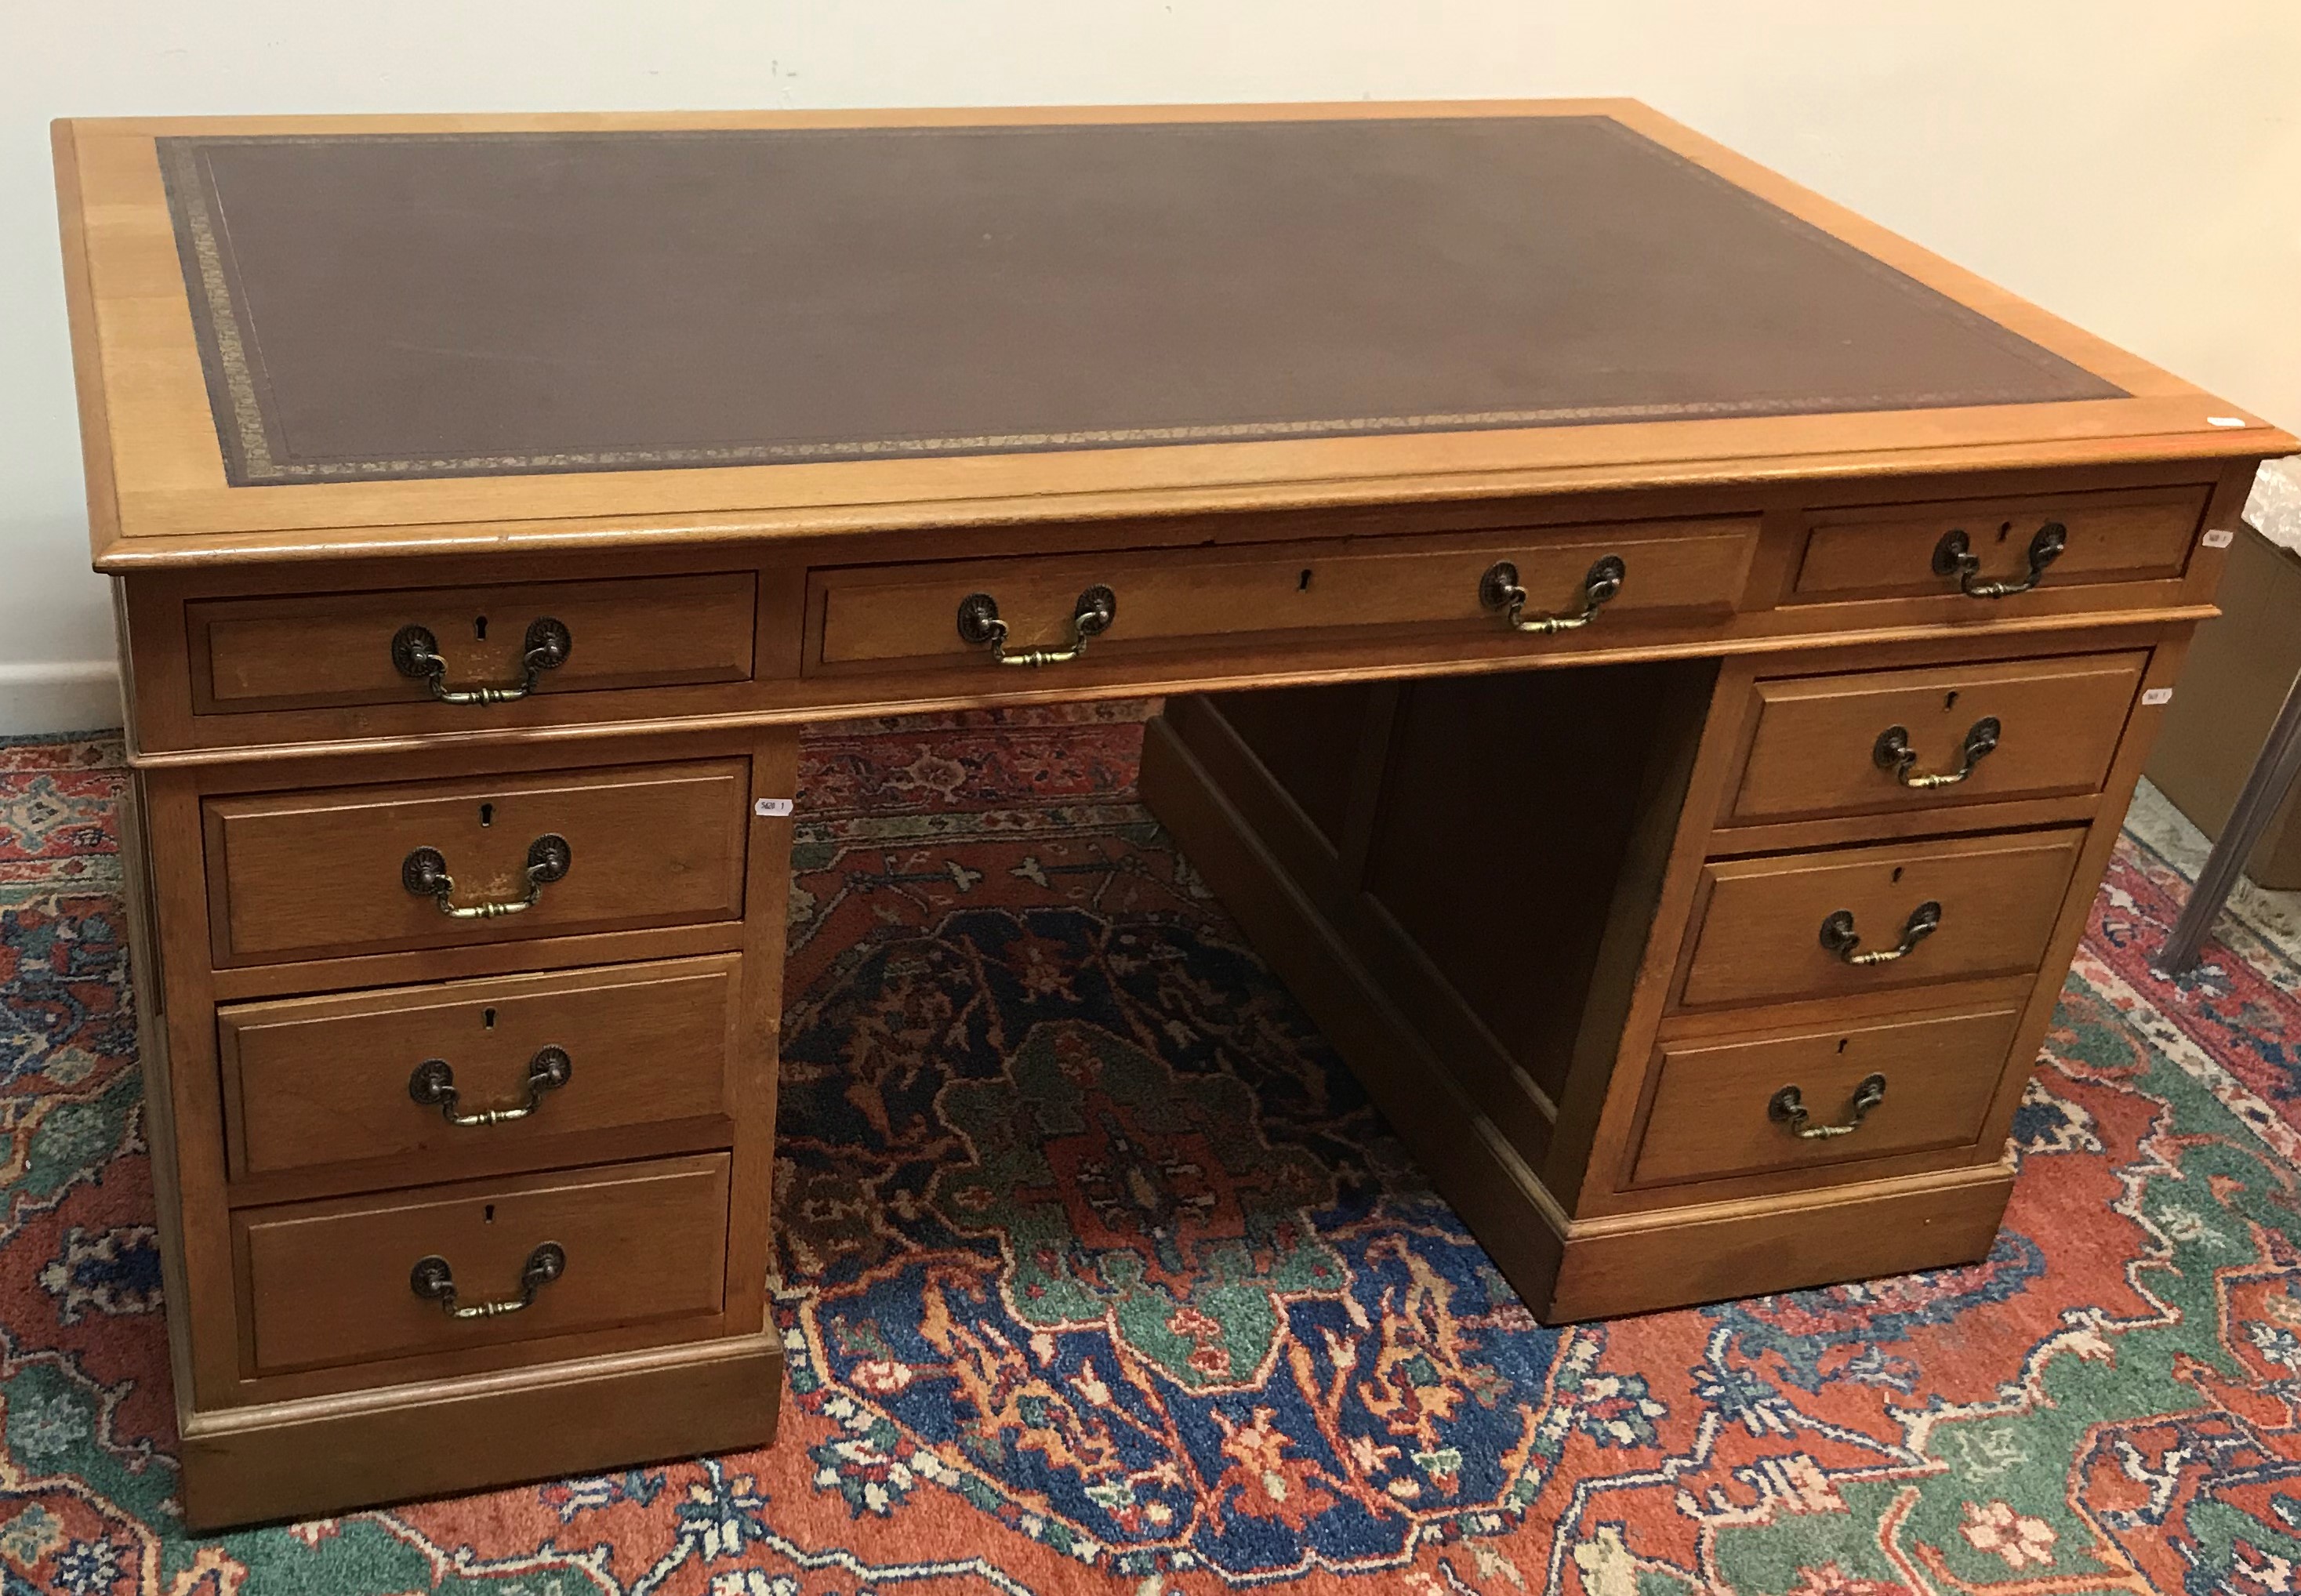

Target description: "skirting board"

left=0, top=661, right=122, bottom=736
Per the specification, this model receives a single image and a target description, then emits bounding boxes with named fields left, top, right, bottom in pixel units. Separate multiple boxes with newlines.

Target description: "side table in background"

left=2153, top=457, right=2301, bottom=974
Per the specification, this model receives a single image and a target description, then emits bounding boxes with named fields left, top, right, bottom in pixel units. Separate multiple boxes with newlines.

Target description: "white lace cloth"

left=2245, top=455, right=2301, bottom=556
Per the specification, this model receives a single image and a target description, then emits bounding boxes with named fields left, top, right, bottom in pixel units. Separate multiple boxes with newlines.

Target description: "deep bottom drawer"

left=238, top=1154, right=730, bottom=1374
left=1632, top=1004, right=2023, bottom=1186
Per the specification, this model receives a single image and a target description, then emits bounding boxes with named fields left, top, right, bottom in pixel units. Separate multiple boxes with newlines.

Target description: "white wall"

left=5, top=2, right=2297, bottom=733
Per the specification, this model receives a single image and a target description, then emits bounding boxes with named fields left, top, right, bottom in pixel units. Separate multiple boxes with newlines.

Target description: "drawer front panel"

left=191, top=572, right=758, bottom=714
left=809, top=518, right=1758, bottom=670
left=1632, top=1004, right=2022, bottom=1186
left=239, top=1155, right=730, bottom=1374
left=203, top=760, right=749, bottom=966
left=219, top=956, right=739, bottom=1179
left=1793, top=487, right=2208, bottom=601
left=1681, top=830, right=2084, bottom=1009
left=1726, top=652, right=2147, bottom=825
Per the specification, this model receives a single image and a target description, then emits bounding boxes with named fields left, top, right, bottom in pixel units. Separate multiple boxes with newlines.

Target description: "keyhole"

left=1944, top=690, right=1960, bottom=711
left=1890, top=865, right=1904, bottom=883
left=1297, top=568, right=1314, bottom=592
left=474, top=616, right=488, bottom=640
left=478, top=803, right=494, bottom=828
left=483, top=1204, right=495, bottom=1223
left=1837, top=1037, right=1849, bottom=1054
left=1995, top=521, right=2012, bottom=542
left=482, top=1007, right=496, bottom=1030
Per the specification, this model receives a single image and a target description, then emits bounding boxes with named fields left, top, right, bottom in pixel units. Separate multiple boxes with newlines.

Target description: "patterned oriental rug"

left=2, top=705, right=2300, bottom=1595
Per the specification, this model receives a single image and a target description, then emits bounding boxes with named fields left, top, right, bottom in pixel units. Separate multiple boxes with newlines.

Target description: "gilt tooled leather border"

left=158, top=122, right=2127, bottom=488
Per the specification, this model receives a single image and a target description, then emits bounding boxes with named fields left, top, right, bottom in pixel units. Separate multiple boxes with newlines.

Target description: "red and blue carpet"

left=1, top=706, right=2297, bottom=1594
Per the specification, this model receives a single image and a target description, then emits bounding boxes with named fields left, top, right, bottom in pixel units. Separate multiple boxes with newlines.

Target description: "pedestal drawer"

left=1725, top=652, right=2147, bottom=825
left=1679, top=829, right=2083, bottom=1009
left=219, top=956, right=739, bottom=1181
left=238, top=1155, right=731, bottom=1375
left=807, top=517, right=1758, bottom=672
left=202, top=759, right=750, bottom=966
left=1631, top=1004, right=2023, bottom=1186
left=189, top=571, right=757, bottom=715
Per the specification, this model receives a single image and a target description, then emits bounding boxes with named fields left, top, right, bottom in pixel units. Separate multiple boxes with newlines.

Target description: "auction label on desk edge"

left=754, top=798, right=794, bottom=817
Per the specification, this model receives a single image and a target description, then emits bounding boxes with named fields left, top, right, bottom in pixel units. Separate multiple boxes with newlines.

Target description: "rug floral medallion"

left=2, top=709, right=2301, bottom=1594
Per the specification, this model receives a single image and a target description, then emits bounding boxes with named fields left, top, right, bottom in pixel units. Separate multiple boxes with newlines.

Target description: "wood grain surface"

left=237, top=1154, right=730, bottom=1375
left=1723, top=651, right=2147, bottom=824
left=218, top=955, right=739, bottom=1182
left=1679, top=829, right=2085, bottom=1009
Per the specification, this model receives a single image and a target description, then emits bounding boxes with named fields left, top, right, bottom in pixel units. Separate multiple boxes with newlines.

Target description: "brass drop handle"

left=1769, top=1073, right=1887, bottom=1139
left=1479, top=556, right=1626, bottom=633
left=410, top=1242, right=565, bottom=1320
left=955, top=586, right=1117, bottom=667
left=1932, top=521, right=2067, bottom=599
left=393, top=618, right=571, bottom=704
left=408, top=1046, right=572, bottom=1126
left=402, top=834, right=572, bottom=920
left=1875, top=716, right=2001, bottom=789
left=1820, top=900, right=1941, bottom=965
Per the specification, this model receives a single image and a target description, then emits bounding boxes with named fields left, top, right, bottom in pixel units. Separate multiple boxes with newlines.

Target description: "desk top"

left=54, top=101, right=2290, bottom=565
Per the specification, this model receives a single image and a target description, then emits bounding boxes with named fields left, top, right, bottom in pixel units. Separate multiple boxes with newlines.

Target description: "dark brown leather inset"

left=158, top=117, right=2123, bottom=486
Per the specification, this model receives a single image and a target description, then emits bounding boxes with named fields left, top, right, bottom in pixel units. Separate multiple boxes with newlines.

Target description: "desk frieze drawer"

left=1677, top=829, right=2084, bottom=1010
left=201, top=759, right=750, bottom=967
left=218, top=956, right=739, bottom=1183
left=187, top=572, right=758, bottom=716
left=805, top=517, right=1759, bottom=673
left=235, top=1155, right=731, bottom=1377
left=1792, top=486, right=2208, bottom=604
left=1631, top=1003, right=2023, bottom=1188
left=1723, top=651, right=2147, bottom=825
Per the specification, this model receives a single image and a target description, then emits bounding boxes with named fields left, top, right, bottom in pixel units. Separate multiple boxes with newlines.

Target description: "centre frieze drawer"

left=201, top=759, right=750, bottom=966
left=805, top=517, right=1759, bottom=672
left=218, top=956, right=740, bottom=1181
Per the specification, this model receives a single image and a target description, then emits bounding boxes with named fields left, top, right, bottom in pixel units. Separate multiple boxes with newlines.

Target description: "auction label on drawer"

left=754, top=797, right=794, bottom=817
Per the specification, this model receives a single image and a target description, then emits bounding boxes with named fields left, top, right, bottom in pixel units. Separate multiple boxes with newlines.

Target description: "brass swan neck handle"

left=393, top=618, right=572, bottom=704
left=410, top=1243, right=566, bottom=1319
left=1820, top=900, right=1941, bottom=966
left=1769, top=1074, right=1887, bottom=1139
left=1932, top=522, right=2066, bottom=599
left=1479, top=556, right=1626, bottom=634
left=956, top=586, right=1118, bottom=667
left=401, top=833, right=572, bottom=920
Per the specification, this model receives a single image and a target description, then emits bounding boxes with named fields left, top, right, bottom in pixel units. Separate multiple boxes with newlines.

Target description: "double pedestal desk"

left=53, top=101, right=2291, bottom=1527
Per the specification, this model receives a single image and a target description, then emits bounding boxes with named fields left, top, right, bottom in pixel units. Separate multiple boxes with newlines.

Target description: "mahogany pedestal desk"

left=53, top=100, right=2292, bottom=1529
